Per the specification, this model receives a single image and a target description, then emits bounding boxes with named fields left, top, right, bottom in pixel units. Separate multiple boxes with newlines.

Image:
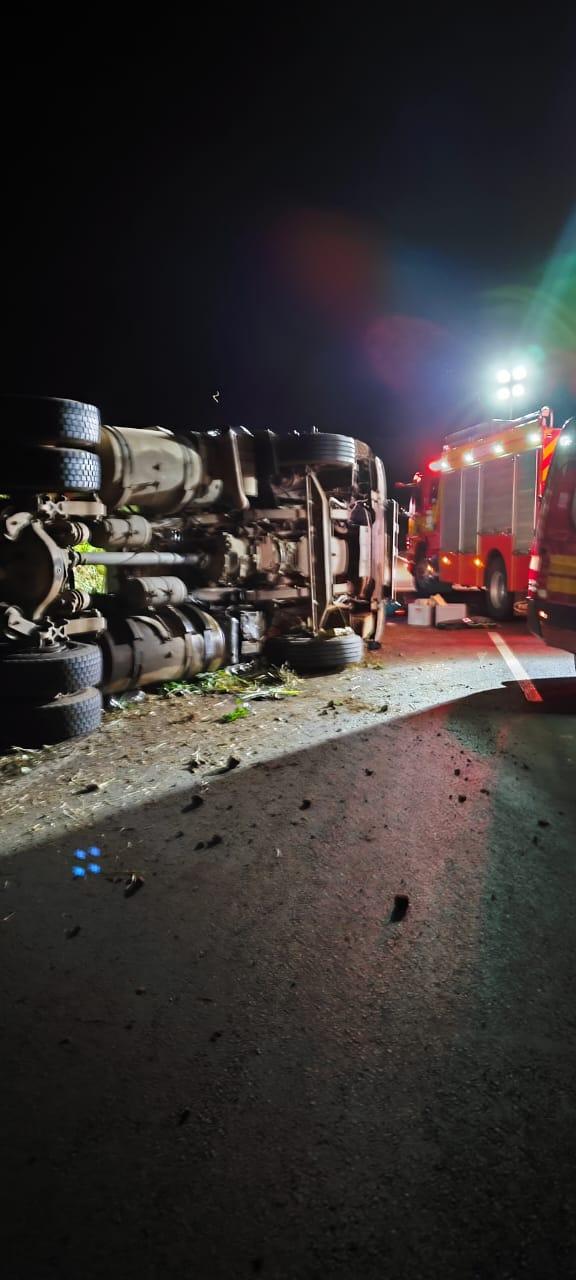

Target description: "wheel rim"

left=489, top=569, right=506, bottom=609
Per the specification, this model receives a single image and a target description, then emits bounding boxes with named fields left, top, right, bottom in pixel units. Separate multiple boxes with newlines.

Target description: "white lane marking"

left=488, top=632, right=543, bottom=703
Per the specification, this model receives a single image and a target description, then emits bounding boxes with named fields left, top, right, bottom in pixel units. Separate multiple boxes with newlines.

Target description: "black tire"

left=2, top=446, right=101, bottom=493
left=0, top=643, right=103, bottom=700
left=0, top=396, right=101, bottom=447
left=0, top=687, right=102, bottom=746
left=413, top=556, right=438, bottom=597
left=266, top=631, right=364, bottom=672
left=277, top=432, right=356, bottom=468
left=485, top=556, right=514, bottom=620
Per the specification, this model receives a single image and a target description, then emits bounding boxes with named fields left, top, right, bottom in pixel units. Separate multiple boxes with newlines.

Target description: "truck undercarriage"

left=0, top=396, right=391, bottom=743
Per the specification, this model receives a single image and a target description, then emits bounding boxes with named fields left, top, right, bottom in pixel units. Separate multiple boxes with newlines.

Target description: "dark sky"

left=3, top=25, right=576, bottom=477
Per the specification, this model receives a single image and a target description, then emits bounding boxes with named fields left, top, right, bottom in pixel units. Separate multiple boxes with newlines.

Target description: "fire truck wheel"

left=266, top=630, right=364, bottom=672
left=485, top=556, right=514, bottom=621
left=0, top=395, right=101, bottom=447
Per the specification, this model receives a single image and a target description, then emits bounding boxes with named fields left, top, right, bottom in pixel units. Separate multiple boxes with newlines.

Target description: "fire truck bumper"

left=528, top=598, right=576, bottom=654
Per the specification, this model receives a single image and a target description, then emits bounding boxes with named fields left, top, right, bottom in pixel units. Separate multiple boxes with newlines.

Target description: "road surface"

left=1, top=620, right=576, bottom=1279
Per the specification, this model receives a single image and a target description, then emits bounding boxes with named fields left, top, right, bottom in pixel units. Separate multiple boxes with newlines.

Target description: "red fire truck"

left=528, top=418, right=576, bottom=662
left=403, top=407, right=561, bottom=618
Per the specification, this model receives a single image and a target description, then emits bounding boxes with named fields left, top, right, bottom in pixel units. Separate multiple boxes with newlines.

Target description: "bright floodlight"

left=464, top=452, right=474, bottom=464
left=496, top=368, right=511, bottom=384
left=493, top=443, right=504, bottom=454
left=559, top=435, right=573, bottom=447
left=512, top=364, right=527, bottom=381
left=529, top=432, right=541, bottom=445
left=511, top=382, right=525, bottom=397
left=496, top=386, right=511, bottom=401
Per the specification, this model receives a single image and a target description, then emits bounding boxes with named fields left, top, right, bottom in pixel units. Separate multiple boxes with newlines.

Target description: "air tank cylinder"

left=121, top=576, right=188, bottom=610
left=99, top=426, right=218, bottom=514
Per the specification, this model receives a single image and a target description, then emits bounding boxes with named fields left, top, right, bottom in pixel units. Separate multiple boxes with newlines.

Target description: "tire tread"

left=0, top=643, right=103, bottom=699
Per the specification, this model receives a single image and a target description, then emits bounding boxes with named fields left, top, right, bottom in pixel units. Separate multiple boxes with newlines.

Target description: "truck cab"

left=528, top=419, right=576, bottom=663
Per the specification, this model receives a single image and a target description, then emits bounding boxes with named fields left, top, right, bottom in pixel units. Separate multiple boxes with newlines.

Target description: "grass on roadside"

left=162, top=661, right=302, bottom=700
left=73, top=542, right=107, bottom=595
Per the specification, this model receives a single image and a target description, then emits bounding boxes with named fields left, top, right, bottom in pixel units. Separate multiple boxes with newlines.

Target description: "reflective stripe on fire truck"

left=541, top=438, right=556, bottom=487
left=547, top=553, right=576, bottom=571
left=546, top=553, right=576, bottom=596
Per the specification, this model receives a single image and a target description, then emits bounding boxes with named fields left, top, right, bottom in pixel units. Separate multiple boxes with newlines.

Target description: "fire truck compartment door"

left=460, top=466, right=480, bottom=553
left=513, top=450, right=539, bottom=552
left=480, top=455, right=513, bottom=534
left=440, top=472, right=461, bottom=549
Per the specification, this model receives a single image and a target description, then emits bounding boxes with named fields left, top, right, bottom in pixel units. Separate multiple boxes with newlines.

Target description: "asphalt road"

left=2, top=622, right=576, bottom=1279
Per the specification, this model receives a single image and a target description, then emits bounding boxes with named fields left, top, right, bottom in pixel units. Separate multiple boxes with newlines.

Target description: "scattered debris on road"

left=124, top=873, right=145, bottom=898
left=162, top=662, right=301, bottom=702
left=390, top=894, right=410, bottom=922
left=108, top=690, right=147, bottom=710
left=181, top=795, right=204, bottom=813
left=186, top=750, right=206, bottom=772
left=221, top=704, right=249, bottom=722
left=209, top=756, right=241, bottom=775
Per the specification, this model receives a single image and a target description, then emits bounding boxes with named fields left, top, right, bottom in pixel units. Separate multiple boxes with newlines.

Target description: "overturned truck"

left=0, top=395, right=395, bottom=744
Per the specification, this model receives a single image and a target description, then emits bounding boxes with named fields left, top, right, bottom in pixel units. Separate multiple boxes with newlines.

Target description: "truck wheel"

left=0, top=396, right=101, bottom=447
left=2, top=446, right=101, bottom=493
left=413, top=555, right=437, bottom=596
left=266, top=631, right=364, bottom=671
left=0, top=687, right=102, bottom=747
left=485, top=556, right=514, bottom=620
left=0, top=643, right=103, bottom=700
left=276, top=432, right=356, bottom=468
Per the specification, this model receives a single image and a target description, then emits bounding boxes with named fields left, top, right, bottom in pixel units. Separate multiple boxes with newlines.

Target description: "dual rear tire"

left=0, top=397, right=105, bottom=743
left=0, top=395, right=102, bottom=494
left=0, top=395, right=101, bottom=447
left=0, top=642, right=103, bottom=746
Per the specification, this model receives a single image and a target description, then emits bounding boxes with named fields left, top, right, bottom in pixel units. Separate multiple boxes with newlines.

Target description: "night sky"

left=3, top=26, right=576, bottom=478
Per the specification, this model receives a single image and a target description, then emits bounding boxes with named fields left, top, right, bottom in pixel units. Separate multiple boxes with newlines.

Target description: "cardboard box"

left=407, top=600, right=435, bottom=627
left=434, top=602, right=467, bottom=626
